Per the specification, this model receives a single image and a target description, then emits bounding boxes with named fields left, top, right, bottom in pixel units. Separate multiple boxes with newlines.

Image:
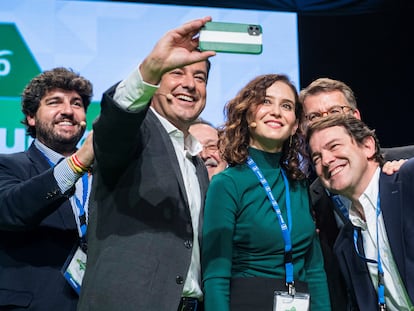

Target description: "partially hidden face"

left=189, top=123, right=227, bottom=180
left=302, top=90, right=360, bottom=128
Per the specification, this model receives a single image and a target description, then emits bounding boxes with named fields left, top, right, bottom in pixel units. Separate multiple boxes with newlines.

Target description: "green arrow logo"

left=0, top=23, right=41, bottom=97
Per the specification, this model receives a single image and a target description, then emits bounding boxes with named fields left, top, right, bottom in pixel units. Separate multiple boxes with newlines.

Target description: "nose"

left=199, top=148, right=209, bottom=159
left=182, top=73, right=195, bottom=90
left=320, top=150, right=335, bottom=167
left=61, top=100, right=74, bottom=115
left=270, top=102, right=282, bottom=116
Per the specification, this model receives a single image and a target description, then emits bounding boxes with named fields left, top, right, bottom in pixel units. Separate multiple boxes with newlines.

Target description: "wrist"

left=67, top=154, right=90, bottom=174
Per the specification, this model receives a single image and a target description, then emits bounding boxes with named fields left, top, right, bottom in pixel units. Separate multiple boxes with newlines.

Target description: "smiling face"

left=26, top=88, right=86, bottom=156
left=151, top=61, right=208, bottom=134
left=309, top=125, right=377, bottom=200
left=248, top=81, right=298, bottom=153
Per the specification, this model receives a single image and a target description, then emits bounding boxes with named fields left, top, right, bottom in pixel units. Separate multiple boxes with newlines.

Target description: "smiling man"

left=307, top=114, right=414, bottom=311
left=0, top=67, right=94, bottom=311
left=189, top=119, right=227, bottom=180
left=299, top=77, right=414, bottom=311
left=78, top=17, right=216, bottom=311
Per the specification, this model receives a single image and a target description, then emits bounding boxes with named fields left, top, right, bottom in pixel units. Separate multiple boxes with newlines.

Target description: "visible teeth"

left=205, top=158, right=218, bottom=167
left=267, top=121, right=281, bottom=127
left=177, top=95, right=194, bottom=102
left=59, top=121, right=73, bottom=126
left=330, top=166, right=344, bottom=176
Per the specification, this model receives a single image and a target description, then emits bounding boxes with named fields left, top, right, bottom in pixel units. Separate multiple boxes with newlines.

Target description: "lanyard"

left=42, top=153, right=88, bottom=246
left=328, top=190, right=349, bottom=219
left=74, top=174, right=88, bottom=239
left=353, top=195, right=386, bottom=310
left=246, top=156, right=295, bottom=295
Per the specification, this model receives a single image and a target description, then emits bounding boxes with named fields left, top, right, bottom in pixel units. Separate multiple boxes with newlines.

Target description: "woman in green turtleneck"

left=201, top=74, right=331, bottom=311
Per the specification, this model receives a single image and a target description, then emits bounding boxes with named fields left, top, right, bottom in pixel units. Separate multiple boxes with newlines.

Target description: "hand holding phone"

left=199, top=22, right=263, bottom=55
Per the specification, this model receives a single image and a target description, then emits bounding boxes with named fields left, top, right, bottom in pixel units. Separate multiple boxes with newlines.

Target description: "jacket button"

left=176, top=275, right=184, bottom=284
left=184, top=240, right=193, bottom=249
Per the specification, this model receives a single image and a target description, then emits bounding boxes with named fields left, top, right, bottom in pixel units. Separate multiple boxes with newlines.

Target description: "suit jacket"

left=334, top=158, right=414, bottom=310
left=78, top=85, right=209, bottom=311
left=0, top=143, right=79, bottom=310
left=310, top=145, right=414, bottom=311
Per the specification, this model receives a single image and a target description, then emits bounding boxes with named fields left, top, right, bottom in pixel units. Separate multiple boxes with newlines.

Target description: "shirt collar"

left=34, top=139, right=65, bottom=165
left=150, top=107, right=202, bottom=156
left=349, top=167, right=380, bottom=228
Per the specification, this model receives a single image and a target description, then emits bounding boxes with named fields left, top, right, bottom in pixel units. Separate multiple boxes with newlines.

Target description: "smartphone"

left=199, top=22, right=263, bottom=55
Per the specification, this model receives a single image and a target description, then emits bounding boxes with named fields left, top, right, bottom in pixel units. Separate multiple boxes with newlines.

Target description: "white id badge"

left=273, top=291, right=310, bottom=311
left=62, top=246, right=87, bottom=295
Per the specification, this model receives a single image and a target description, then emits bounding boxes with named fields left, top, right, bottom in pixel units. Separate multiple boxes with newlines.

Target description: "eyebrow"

left=265, top=94, right=295, bottom=104
left=193, top=70, right=207, bottom=78
left=310, top=137, right=338, bottom=158
left=44, top=95, right=82, bottom=103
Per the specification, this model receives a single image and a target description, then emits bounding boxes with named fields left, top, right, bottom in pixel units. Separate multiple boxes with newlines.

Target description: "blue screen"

left=0, top=0, right=299, bottom=153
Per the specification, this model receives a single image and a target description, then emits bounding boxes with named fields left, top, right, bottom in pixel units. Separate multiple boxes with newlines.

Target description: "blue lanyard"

left=246, top=156, right=295, bottom=294
left=42, top=153, right=88, bottom=241
left=328, top=191, right=349, bottom=219
left=353, top=195, right=386, bottom=310
left=75, top=174, right=88, bottom=239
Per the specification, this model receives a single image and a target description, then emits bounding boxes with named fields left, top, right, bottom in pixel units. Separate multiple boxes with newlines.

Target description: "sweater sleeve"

left=304, top=231, right=332, bottom=310
left=202, top=173, right=238, bottom=311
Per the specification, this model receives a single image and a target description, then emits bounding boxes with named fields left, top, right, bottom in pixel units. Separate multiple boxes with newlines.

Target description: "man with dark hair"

left=307, top=114, right=414, bottom=310
left=299, top=77, right=414, bottom=310
left=0, top=67, right=94, bottom=310
left=78, top=17, right=216, bottom=311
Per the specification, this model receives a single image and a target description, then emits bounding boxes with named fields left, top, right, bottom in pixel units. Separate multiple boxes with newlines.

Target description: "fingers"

left=76, top=131, right=94, bottom=168
left=382, top=159, right=407, bottom=175
left=140, top=17, right=215, bottom=85
left=179, top=16, right=212, bottom=36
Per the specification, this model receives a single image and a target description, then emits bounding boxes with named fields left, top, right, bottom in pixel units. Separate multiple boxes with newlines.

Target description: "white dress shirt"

left=349, top=168, right=413, bottom=310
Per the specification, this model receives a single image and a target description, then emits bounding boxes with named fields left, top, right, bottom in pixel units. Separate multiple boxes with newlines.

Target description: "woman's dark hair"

left=219, top=73, right=307, bottom=181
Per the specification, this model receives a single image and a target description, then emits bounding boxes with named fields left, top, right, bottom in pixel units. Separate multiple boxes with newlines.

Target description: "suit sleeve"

left=202, top=173, right=237, bottom=311
left=0, top=154, right=70, bottom=230
left=304, top=229, right=332, bottom=310
left=93, top=84, right=150, bottom=185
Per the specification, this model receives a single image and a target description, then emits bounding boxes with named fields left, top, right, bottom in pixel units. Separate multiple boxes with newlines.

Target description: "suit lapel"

left=335, top=222, right=378, bottom=309
left=27, top=142, right=51, bottom=172
left=379, top=173, right=405, bottom=278
left=192, top=155, right=209, bottom=238
left=27, top=142, right=77, bottom=229
left=147, top=110, right=190, bottom=208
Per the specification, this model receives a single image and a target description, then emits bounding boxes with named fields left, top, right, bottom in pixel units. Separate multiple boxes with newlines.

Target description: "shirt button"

left=184, top=240, right=193, bottom=249
left=176, top=275, right=184, bottom=284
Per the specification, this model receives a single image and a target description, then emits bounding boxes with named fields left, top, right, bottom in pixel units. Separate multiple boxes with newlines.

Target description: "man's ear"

left=27, top=115, right=35, bottom=127
left=353, top=108, right=362, bottom=120
left=362, top=136, right=376, bottom=159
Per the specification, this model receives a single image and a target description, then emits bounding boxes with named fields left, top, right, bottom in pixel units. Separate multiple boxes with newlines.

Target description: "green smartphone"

left=199, top=21, right=263, bottom=55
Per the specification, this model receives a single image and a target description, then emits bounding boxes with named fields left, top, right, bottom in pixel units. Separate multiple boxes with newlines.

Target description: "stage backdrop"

left=0, top=0, right=299, bottom=153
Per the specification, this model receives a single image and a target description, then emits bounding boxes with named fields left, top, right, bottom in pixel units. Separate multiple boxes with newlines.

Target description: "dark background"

left=83, top=0, right=414, bottom=147
left=298, top=0, right=414, bottom=147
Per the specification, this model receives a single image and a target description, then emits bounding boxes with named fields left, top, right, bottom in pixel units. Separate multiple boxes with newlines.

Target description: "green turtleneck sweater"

left=202, top=148, right=331, bottom=310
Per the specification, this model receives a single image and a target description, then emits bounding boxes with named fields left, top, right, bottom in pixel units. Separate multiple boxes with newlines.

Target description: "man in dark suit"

left=0, top=68, right=94, bottom=310
left=77, top=17, right=216, bottom=311
left=306, top=114, right=414, bottom=310
left=299, top=77, right=414, bottom=310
